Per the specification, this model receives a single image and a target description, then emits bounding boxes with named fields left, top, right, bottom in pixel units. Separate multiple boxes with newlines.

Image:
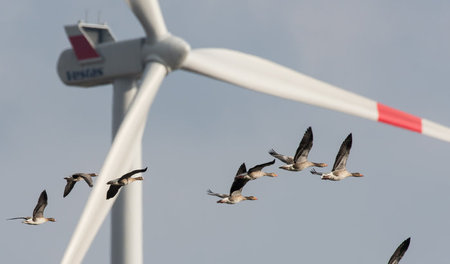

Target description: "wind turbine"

left=57, top=0, right=450, bottom=263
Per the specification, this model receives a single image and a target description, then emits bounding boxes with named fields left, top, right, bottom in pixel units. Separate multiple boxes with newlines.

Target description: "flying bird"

left=63, top=173, right=98, bottom=197
left=106, top=167, right=147, bottom=200
left=7, top=190, right=56, bottom=225
left=388, top=237, right=410, bottom=264
left=207, top=163, right=258, bottom=204
left=235, top=159, right=277, bottom=180
left=310, top=133, right=363, bottom=181
left=270, top=126, right=327, bottom=172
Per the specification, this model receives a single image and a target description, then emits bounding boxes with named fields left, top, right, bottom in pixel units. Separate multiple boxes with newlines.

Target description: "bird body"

left=235, top=159, right=277, bottom=180
left=279, top=160, right=327, bottom=171
left=106, top=167, right=147, bottom=199
left=8, top=190, right=55, bottom=225
left=310, top=133, right=363, bottom=181
left=63, top=173, right=98, bottom=197
left=8, top=216, right=54, bottom=225
left=271, top=127, right=327, bottom=172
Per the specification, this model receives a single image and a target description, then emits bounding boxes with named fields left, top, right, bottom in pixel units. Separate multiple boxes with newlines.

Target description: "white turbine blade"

left=181, top=48, right=450, bottom=143
left=61, top=62, right=167, bottom=264
left=127, top=0, right=168, bottom=43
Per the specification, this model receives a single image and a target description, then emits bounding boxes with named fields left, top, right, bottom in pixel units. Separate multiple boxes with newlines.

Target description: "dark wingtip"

left=403, top=237, right=411, bottom=247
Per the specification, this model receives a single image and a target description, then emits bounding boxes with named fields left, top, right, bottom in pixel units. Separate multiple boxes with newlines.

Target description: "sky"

left=2, top=0, right=450, bottom=263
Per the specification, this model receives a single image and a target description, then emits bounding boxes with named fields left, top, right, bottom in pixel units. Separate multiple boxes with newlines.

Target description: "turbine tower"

left=57, top=0, right=450, bottom=263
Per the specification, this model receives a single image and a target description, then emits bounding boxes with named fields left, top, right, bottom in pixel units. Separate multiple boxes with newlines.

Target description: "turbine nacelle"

left=57, top=21, right=189, bottom=87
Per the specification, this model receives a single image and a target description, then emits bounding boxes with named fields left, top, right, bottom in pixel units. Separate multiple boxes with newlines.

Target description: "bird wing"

left=269, top=149, right=294, bottom=164
left=206, top=189, right=228, bottom=198
left=294, top=127, right=313, bottom=163
left=7, top=217, right=28, bottom=220
left=78, top=173, right=94, bottom=187
left=235, top=163, right=247, bottom=176
left=332, top=133, right=353, bottom=171
left=119, top=167, right=148, bottom=181
left=229, top=177, right=249, bottom=196
left=106, top=185, right=122, bottom=200
left=63, top=180, right=76, bottom=198
left=229, top=162, right=249, bottom=194
left=33, top=190, right=48, bottom=220
left=388, top=237, right=411, bottom=264
left=248, top=159, right=276, bottom=173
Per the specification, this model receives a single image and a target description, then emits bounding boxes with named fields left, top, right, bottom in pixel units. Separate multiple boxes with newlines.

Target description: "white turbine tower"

left=57, top=0, right=450, bottom=263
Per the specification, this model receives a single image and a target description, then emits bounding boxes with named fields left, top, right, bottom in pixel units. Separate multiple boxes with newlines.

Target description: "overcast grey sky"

left=2, top=1, right=450, bottom=263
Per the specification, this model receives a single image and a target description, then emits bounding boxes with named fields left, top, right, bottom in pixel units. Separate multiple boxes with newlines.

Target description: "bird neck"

left=313, top=162, right=328, bottom=167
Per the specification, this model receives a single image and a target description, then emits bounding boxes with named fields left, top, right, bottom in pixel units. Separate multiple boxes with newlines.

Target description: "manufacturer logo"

left=66, top=68, right=103, bottom=81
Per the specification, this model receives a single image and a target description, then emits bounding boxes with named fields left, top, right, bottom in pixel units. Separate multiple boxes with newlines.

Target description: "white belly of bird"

left=25, top=217, right=47, bottom=225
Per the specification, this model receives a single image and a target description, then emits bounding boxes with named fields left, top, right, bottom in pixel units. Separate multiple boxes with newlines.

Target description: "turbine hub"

left=142, top=34, right=190, bottom=72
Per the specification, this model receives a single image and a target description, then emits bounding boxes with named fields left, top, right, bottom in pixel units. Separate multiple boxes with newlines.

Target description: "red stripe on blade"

left=68, top=35, right=100, bottom=61
left=377, top=103, right=422, bottom=133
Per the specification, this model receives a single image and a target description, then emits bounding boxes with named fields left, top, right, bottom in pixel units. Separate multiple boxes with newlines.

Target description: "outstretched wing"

left=206, top=189, right=228, bottom=198
left=269, top=149, right=294, bottom=164
left=119, top=167, right=148, bottom=180
left=7, top=217, right=28, bottom=221
left=106, top=185, right=122, bottom=200
left=229, top=177, right=249, bottom=196
left=388, top=237, right=411, bottom=264
left=229, top=162, right=250, bottom=195
left=332, top=133, right=352, bottom=171
left=63, top=181, right=76, bottom=198
left=294, top=127, right=313, bottom=163
left=78, top=173, right=94, bottom=187
left=33, top=190, right=48, bottom=220
left=235, top=163, right=247, bottom=176
left=248, top=159, right=276, bottom=173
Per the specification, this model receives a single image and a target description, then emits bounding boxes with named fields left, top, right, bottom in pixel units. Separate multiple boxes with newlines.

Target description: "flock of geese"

left=7, top=167, right=148, bottom=225
left=207, top=127, right=362, bottom=204
left=207, top=126, right=410, bottom=263
left=8, top=126, right=410, bottom=263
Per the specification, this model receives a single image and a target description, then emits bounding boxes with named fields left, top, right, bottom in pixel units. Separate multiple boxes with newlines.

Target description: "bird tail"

left=310, top=168, right=322, bottom=175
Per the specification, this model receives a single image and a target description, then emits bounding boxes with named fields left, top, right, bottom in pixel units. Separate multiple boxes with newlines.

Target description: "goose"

left=270, top=126, right=327, bottom=171
left=388, top=237, right=410, bottom=264
left=310, top=133, right=363, bottom=181
left=235, top=159, right=277, bottom=180
left=63, top=172, right=98, bottom=197
left=8, top=190, right=55, bottom=225
left=106, top=167, right=147, bottom=200
left=207, top=163, right=257, bottom=204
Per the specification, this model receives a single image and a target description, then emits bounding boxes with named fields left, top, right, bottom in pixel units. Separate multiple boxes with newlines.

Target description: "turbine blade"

left=181, top=48, right=450, bottom=143
left=61, top=63, right=167, bottom=264
left=127, top=0, right=168, bottom=43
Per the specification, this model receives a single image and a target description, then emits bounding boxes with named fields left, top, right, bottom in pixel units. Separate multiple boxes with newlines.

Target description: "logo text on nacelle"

left=66, top=68, right=104, bottom=81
